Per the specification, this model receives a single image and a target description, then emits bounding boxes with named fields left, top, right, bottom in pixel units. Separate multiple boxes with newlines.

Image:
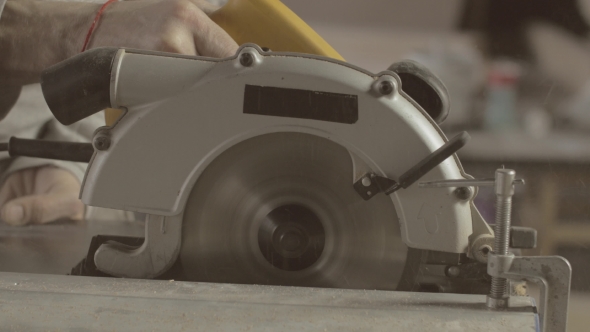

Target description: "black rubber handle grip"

left=41, top=48, right=119, bottom=125
left=3, top=137, right=94, bottom=163
left=397, top=131, right=470, bottom=189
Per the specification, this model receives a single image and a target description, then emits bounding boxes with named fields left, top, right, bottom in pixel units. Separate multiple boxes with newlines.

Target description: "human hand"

left=0, top=166, right=84, bottom=226
left=90, top=0, right=239, bottom=57
left=0, top=0, right=238, bottom=86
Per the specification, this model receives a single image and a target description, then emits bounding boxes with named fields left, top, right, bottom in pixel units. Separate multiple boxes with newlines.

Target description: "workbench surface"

left=0, top=272, right=538, bottom=331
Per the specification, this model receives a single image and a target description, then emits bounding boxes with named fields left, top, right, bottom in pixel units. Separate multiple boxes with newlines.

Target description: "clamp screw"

left=378, top=80, right=394, bottom=95
left=93, top=135, right=111, bottom=151
left=240, top=53, right=254, bottom=67
left=361, top=177, right=372, bottom=187
left=487, top=169, right=516, bottom=308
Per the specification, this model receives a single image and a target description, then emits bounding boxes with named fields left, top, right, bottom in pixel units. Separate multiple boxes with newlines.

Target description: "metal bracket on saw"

left=353, top=131, right=470, bottom=200
left=94, top=214, right=182, bottom=279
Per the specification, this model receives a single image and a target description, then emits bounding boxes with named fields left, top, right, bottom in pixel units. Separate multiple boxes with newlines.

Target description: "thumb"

left=1, top=194, right=84, bottom=226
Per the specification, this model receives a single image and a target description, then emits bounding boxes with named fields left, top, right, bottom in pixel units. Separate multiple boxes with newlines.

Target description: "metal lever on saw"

left=0, top=137, right=94, bottom=163
left=419, top=178, right=525, bottom=188
left=353, top=131, right=470, bottom=200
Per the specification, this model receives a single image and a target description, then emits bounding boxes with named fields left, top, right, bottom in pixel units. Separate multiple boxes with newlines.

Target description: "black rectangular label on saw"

left=243, top=85, right=358, bottom=124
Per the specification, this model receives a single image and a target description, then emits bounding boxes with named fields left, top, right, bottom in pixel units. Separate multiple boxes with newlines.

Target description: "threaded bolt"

left=487, top=169, right=516, bottom=307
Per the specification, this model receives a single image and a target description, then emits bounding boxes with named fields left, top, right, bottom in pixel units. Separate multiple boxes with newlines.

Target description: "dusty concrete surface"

left=0, top=272, right=537, bottom=331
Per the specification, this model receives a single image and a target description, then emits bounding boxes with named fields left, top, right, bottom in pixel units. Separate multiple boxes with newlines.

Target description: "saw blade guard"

left=79, top=45, right=481, bottom=255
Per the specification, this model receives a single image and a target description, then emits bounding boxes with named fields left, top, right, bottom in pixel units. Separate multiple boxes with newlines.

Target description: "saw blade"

left=180, top=132, right=407, bottom=290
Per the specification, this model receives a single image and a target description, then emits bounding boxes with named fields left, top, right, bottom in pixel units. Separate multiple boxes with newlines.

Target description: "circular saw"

left=35, top=44, right=495, bottom=293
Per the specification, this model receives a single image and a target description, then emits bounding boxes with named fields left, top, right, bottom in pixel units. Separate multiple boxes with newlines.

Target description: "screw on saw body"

left=240, top=53, right=254, bottom=67
left=93, top=135, right=111, bottom=151
left=378, top=81, right=394, bottom=95
left=453, top=187, right=472, bottom=200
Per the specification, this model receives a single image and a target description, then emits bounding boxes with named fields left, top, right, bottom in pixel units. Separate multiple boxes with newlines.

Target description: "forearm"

left=0, top=0, right=237, bottom=86
left=0, top=1, right=99, bottom=86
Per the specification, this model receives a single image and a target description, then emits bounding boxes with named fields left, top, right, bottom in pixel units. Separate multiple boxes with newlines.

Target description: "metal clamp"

left=420, top=172, right=524, bottom=263
left=487, top=254, right=571, bottom=332
left=421, top=168, right=571, bottom=332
